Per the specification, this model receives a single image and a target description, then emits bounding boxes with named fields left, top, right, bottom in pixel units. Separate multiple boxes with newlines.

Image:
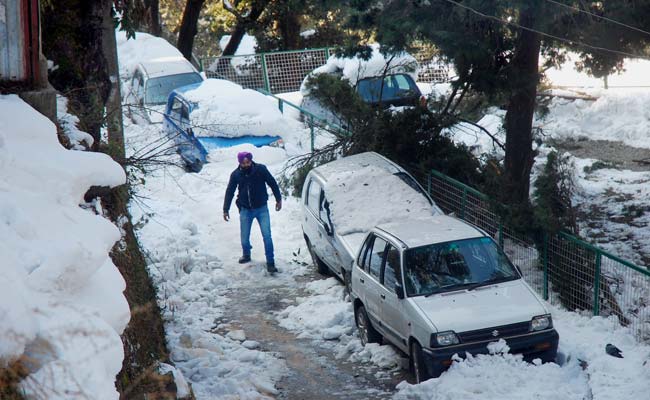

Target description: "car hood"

left=410, top=279, right=547, bottom=333
left=147, top=105, right=166, bottom=124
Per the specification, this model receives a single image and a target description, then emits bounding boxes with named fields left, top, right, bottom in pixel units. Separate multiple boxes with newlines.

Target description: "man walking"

left=223, top=151, right=282, bottom=273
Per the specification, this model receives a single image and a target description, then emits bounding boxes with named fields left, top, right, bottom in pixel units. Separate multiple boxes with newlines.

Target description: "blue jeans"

left=239, top=205, right=274, bottom=264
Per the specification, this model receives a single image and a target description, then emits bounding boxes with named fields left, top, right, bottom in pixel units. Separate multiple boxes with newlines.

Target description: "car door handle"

left=359, top=278, right=365, bottom=284
left=380, top=294, right=386, bottom=300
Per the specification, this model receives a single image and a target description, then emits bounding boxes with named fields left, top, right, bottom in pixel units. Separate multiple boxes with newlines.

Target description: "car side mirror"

left=395, top=284, right=405, bottom=299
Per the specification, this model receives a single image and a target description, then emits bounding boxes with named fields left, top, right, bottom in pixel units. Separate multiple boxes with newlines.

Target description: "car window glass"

left=145, top=72, right=203, bottom=105
left=403, top=237, right=519, bottom=297
left=369, top=237, right=387, bottom=279
left=358, top=235, right=373, bottom=269
left=307, top=180, right=322, bottom=215
left=180, top=104, right=190, bottom=121
left=382, top=244, right=401, bottom=291
left=320, top=196, right=333, bottom=232
left=171, top=98, right=183, bottom=118
left=395, top=74, right=412, bottom=90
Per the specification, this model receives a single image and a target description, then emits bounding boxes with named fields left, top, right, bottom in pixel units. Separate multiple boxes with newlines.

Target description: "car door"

left=319, top=193, right=345, bottom=275
left=363, top=235, right=389, bottom=328
left=379, top=243, right=409, bottom=348
left=304, top=178, right=332, bottom=264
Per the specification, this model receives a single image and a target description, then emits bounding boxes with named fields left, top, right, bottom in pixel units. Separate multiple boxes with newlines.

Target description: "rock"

left=242, top=340, right=260, bottom=349
left=227, top=329, right=246, bottom=342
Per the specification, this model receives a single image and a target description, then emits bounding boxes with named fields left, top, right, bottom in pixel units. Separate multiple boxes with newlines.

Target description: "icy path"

left=126, top=124, right=406, bottom=398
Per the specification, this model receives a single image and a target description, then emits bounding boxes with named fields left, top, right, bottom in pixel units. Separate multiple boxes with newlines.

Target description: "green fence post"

left=543, top=232, right=549, bottom=301
left=593, top=251, right=602, bottom=316
left=460, top=188, right=467, bottom=219
left=325, top=47, right=331, bottom=58
left=261, top=54, right=271, bottom=92
left=427, top=172, right=432, bottom=196
left=309, top=116, right=315, bottom=152
left=278, top=98, right=284, bottom=113
left=199, top=58, right=204, bottom=72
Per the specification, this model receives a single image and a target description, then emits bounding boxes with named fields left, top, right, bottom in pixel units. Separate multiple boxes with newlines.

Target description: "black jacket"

left=223, top=162, right=282, bottom=212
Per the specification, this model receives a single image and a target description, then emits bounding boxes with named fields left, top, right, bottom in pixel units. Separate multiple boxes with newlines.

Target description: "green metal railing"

left=201, top=46, right=450, bottom=94
left=256, top=89, right=349, bottom=151
left=426, top=169, right=650, bottom=341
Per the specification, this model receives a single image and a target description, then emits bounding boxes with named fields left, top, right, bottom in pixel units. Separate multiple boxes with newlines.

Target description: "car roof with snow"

left=375, top=215, right=485, bottom=249
left=311, top=152, right=403, bottom=182
left=139, top=57, right=198, bottom=79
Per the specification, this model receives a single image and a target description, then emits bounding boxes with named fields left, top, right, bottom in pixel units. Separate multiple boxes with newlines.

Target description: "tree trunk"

left=102, top=1, right=125, bottom=160
left=177, top=0, right=206, bottom=61
left=145, top=0, right=161, bottom=36
left=221, top=23, right=247, bottom=56
left=278, top=12, right=301, bottom=50
left=503, top=6, right=541, bottom=205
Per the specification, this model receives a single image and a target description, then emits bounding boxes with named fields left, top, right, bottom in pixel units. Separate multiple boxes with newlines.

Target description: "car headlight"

left=269, top=138, right=284, bottom=148
left=531, top=315, right=552, bottom=332
left=431, top=331, right=460, bottom=347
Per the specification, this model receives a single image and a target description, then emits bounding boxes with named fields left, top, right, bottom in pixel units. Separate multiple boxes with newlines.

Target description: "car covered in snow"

left=163, top=79, right=285, bottom=172
left=351, top=218, right=559, bottom=382
left=126, top=57, right=203, bottom=124
left=299, top=45, right=424, bottom=127
left=301, top=152, right=441, bottom=290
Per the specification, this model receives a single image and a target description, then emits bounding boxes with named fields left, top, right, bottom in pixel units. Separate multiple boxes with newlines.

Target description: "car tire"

left=184, top=158, right=202, bottom=173
left=355, top=305, right=381, bottom=346
left=305, top=237, right=329, bottom=275
left=409, top=341, right=434, bottom=384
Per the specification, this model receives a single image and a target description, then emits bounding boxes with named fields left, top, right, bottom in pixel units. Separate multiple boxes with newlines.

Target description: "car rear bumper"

left=421, top=329, right=559, bottom=376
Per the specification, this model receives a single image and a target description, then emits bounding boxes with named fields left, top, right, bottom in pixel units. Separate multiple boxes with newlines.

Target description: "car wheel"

left=410, top=341, right=433, bottom=384
left=184, top=159, right=202, bottom=173
left=306, top=238, right=329, bottom=275
left=355, top=305, right=381, bottom=346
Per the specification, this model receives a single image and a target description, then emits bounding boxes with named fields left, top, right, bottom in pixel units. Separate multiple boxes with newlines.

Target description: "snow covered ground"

left=0, top=96, right=128, bottom=398
left=118, top=31, right=650, bottom=398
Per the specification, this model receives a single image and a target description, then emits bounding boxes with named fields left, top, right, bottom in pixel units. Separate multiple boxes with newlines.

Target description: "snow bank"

left=182, top=79, right=299, bottom=139
left=57, top=95, right=94, bottom=150
left=278, top=278, right=354, bottom=340
left=395, top=305, right=650, bottom=400
left=325, top=166, right=438, bottom=236
left=541, top=91, right=650, bottom=149
left=300, top=44, right=419, bottom=94
left=0, top=95, right=128, bottom=398
left=116, top=30, right=185, bottom=80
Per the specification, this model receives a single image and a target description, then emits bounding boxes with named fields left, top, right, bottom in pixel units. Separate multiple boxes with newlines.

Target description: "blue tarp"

left=197, top=135, right=282, bottom=150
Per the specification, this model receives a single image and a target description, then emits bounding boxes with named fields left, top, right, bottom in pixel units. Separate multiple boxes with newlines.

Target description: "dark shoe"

left=267, top=262, right=278, bottom=273
left=239, top=255, right=251, bottom=264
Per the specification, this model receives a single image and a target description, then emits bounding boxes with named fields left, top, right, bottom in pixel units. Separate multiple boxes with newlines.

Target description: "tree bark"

left=145, top=0, right=161, bottom=36
left=102, top=1, right=126, bottom=160
left=177, top=0, right=206, bottom=61
left=278, top=11, right=301, bottom=50
left=221, top=0, right=270, bottom=56
left=503, top=5, right=541, bottom=205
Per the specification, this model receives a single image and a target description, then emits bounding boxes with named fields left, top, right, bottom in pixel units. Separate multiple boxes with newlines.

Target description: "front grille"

left=458, top=321, right=530, bottom=343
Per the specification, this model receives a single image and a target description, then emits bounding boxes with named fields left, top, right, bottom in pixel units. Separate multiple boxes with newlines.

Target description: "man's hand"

left=223, top=211, right=230, bottom=221
left=276, top=201, right=282, bottom=212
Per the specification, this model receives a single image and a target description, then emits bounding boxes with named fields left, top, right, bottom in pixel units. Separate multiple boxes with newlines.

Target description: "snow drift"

left=0, top=95, right=128, bottom=399
left=181, top=78, right=298, bottom=139
left=324, top=165, right=438, bottom=236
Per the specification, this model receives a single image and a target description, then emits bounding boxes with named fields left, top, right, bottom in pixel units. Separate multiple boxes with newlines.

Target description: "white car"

left=301, top=152, right=442, bottom=293
left=126, top=57, right=203, bottom=124
left=351, top=217, right=559, bottom=382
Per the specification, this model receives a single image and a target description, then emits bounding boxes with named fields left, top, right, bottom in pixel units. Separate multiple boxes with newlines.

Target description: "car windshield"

left=403, top=237, right=519, bottom=297
left=145, top=73, right=202, bottom=105
left=356, top=74, right=419, bottom=103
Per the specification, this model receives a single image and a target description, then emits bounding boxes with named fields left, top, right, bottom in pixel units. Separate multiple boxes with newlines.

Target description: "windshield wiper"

left=424, top=276, right=518, bottom=297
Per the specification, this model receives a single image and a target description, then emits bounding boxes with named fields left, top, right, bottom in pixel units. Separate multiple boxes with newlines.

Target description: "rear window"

left=356, top=74, right=419, bottom=103
left=146, top=72, right=203, bottom=105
